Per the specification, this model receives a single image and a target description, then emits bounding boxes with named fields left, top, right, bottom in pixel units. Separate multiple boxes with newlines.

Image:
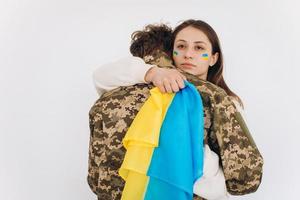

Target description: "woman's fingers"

left=150, top=68, right=187, bottom=93
left=163, top=78, right=173, bottom=93
left=154, top=80, right=166, bottom=93
left=176, top=77, right=186, bottom=89
left=170, top=79, right=180, bottom=92
left=179, top=73, right=187, bottom=81
left=158, top=85, right=166, bottom=93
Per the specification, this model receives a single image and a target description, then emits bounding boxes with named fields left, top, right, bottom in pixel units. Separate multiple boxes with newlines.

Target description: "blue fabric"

left=144, top=81, right=204, bottom=200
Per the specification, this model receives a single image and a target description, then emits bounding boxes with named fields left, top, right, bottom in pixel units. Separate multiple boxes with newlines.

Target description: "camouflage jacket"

left=87, top=51, right=264, bottom=200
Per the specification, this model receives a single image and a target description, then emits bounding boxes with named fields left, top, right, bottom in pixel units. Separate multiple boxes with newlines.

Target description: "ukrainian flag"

left=119, top=81, right=204, bottom=200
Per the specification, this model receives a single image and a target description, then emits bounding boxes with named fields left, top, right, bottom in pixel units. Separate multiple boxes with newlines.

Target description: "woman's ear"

left=209, top=52, right=219, bottom=67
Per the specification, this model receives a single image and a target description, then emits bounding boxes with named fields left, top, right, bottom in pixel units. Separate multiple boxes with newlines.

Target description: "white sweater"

left=92, top=56, right=233, bottom=200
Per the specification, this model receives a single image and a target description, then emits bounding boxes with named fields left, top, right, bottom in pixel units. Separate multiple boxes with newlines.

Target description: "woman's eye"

left=177, top=45, right=185, bottom=49
left=195, top=46, right=204, bottom=50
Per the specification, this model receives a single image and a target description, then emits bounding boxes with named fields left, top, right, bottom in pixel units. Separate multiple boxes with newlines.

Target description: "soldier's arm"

left=214, top=95, right=264, bottom=195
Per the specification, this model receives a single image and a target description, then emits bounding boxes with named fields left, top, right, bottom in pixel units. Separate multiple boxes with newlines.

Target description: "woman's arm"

left=92, top=56, right=154, bottom=96
left=92, top=56, right=186, bottom=96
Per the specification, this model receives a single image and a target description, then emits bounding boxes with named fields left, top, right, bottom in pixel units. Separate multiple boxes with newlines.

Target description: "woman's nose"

left=183, top=48, right=194, bottom=59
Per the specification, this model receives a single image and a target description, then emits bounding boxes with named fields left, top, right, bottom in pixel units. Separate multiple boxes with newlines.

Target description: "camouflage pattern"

left=87, top=50, right=264, bottom=200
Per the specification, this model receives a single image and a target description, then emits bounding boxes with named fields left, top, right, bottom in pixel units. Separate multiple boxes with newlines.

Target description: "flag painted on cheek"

left=119, top=81, right=205, bottom=200
left=201, top=53, right=209, bottom=60
left=173, top=50, right=179, bottom=56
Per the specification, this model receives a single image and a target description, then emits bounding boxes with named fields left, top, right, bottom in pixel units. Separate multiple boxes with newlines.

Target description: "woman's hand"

left=144, top=66, right=187, bottom=93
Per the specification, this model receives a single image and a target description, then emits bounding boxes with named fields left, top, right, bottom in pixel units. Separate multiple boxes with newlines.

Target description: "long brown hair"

left=171, top=19, right=243, bottom=108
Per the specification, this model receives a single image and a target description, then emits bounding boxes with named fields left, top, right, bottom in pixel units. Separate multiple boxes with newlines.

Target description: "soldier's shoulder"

left=197, top=80, right=228, bottom=97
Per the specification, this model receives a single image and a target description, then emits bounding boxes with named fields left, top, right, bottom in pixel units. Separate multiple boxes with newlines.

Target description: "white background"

left=1, top=0, right=299, bottom=199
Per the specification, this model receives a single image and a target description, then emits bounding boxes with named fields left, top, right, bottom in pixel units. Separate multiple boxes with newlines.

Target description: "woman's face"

left=172, top=26, right=219, bottom=80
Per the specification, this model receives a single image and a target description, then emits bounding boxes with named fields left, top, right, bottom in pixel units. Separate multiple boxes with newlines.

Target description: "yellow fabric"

left=119, top=87, right=174, bottom=200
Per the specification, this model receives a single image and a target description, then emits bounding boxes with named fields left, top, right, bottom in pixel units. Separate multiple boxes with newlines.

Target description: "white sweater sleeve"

left=92, top=56, right=154, bottom=96
left=193, top=145, right=229, bottom=200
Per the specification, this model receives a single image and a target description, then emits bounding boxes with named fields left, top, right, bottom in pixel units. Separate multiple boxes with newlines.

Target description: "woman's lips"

left=181, top=63, right=195, bottom=69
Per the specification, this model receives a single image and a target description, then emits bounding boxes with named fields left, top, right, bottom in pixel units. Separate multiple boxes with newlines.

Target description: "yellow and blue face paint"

left=201, top=53, right=209, bottom=60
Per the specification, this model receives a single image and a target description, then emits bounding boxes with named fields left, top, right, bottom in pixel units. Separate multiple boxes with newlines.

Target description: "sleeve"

left=193, top=144, right=229, bottom=200
left=87, top=101, right=104, bottom=195
left=213, top=94, right=264, bottom=195
left=92, top=56, right=154, bottom=96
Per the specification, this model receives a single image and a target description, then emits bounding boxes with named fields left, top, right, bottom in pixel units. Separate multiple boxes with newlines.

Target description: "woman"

left=90, top=19, right=262, bottom=199
left=92, top=20, right=243, bottom=109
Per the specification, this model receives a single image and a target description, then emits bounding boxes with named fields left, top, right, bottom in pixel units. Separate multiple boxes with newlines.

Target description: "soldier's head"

left=129, top=23, right=173, bottom=58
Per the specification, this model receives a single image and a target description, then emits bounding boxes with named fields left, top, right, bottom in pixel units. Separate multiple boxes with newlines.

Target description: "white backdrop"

left=1, top=0, right=299, bottom=199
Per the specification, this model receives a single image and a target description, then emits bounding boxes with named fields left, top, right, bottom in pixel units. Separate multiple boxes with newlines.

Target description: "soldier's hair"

left=129, top=23, right=173, bottom=58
